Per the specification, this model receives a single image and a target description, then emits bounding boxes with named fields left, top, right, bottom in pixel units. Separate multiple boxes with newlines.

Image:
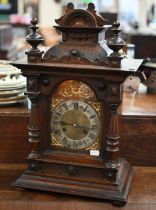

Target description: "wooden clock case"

left=12, top=3, right=144, bottom=204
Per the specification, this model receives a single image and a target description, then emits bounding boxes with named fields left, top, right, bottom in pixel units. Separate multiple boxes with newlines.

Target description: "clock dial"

left=51, top=100, right=100, bottom=150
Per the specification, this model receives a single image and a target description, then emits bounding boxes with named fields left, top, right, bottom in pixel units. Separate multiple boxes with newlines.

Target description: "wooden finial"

left=26, top=18, right=44, bottom=63
left=107, top=21, right=125, bottom=67
left=87, top=2, right=107, bottom=26
left=107, top=21, right=125, bottom=57
left=67, top=2, right=74, bottom=11
left=87, top=3, right=95, bottom=11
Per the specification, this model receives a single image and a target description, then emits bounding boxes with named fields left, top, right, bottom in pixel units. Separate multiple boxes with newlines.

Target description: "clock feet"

left=112, top=200, right=126, bottom=207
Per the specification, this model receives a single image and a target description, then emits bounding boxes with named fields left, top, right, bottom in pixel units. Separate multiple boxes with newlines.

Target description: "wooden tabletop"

left=0, top=164, right=156, bottom=210
left=0, top=102, right=29, bottom=116
left=120, top=84, right=156, bottom=116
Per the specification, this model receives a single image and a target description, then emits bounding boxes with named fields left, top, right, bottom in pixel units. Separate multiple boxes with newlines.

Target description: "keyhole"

left=83, top=129, right=88, bottom=134
left=63, top=128, right=67, bottom=132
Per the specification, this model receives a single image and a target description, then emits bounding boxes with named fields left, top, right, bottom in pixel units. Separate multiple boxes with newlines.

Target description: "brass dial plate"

left=51, top=100, right=100, bottom=150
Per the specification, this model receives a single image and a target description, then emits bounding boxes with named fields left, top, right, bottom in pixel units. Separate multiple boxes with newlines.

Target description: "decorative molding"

left=55, top=3, right=106, bottom=27
left=43, top=54, right=107, bottom=66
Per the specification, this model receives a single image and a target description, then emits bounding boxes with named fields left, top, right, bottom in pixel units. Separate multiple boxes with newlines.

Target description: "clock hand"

left=74, top=123, right=91, bottom=130
left=59, top=121, right=93, bottom=130
left=60, top=121, right=75, bottom=126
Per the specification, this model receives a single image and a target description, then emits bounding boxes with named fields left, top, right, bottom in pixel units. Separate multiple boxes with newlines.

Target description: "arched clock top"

left=41, top=77, right=107, bottom=102
left=50, top=79, right=98, bottom=100
left=55, top=3, right=106, bottom=27
left=43, top=3, right=109, bottom=64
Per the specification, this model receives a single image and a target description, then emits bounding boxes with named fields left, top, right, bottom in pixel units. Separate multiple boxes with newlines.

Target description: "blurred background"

left=0, top=0, right=156, bottom=60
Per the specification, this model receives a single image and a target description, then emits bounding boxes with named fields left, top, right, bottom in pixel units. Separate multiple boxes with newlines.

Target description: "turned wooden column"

left=105, top=21, right=125, bottom=172
left=27, top=92, right=40, bottom=160
left=105, top=103, right=120, bottom=169
left=23, top=73, right=41, bottom=162
left=24, top=18, right=43, bottom=161
left=103, top=80, right=122, bottom=177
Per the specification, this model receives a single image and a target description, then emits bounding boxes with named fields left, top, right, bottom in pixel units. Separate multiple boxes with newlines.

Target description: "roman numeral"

left=63, top=103, right=68, bottom=110
left=89, top=114, right=96, bottom=119
left=62, top=137, right=68, bottom=144
left=83, top=105, right=88, bottom=112
left=56, top=112, right=61, bottom=116
left=82, top=140, right=88, bottom=147
left=89, top=132, right=96, bottom=139
left=54, top=129, right=61, bottom=135
left=54, top=121, right=60, bottom=125
left=73, top=102, right=79, bottom=109
left=91, top=125, right=97, bottom=130
left=73, top=141, right=78, bottom=148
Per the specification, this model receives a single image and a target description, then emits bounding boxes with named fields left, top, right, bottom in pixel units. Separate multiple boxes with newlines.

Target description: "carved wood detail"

left=42, top=54, right=107, bottom=66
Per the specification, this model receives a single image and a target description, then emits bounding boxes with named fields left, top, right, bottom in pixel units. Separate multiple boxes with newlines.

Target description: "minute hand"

left=60, top=121, right=74, bottom=126
left=75, top=123, right=92, bottom=130
left=60, top=121, right=92, bottom=130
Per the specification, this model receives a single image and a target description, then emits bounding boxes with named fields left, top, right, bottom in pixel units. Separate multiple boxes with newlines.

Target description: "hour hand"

left=60, top=121, right=74, bottom=126
left=60, top=122, right=91, bottom=130
left=55, top=121, right=92, bottom=131
left=55, top=121, right=76, bottom=126
left=75, top=124, right=91, bottom=130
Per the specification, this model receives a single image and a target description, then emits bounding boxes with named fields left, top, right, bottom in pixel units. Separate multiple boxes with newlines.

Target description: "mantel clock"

left=12, top=3, right=144, bottom=204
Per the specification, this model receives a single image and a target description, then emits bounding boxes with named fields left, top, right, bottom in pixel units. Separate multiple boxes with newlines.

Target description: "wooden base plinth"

left=13, top=158, right=133, bottom=204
